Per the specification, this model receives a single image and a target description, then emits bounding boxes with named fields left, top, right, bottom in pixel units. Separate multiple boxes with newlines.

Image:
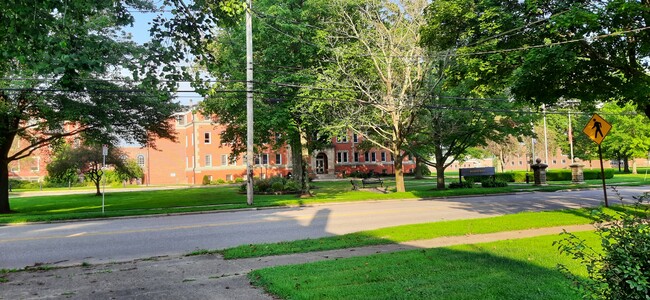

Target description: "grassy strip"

left=250, top=231, right=598, bottom=300
left=219, top=206, right=639, bottom=259
left=1, top=180, right=569, bottom=224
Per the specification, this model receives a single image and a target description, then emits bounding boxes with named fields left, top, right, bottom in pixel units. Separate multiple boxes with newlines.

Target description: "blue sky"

left=126, top=11, right=201, bottom=105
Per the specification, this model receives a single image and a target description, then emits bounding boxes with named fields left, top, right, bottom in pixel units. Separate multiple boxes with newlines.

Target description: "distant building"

left=121, top=108, right=416, bottom=185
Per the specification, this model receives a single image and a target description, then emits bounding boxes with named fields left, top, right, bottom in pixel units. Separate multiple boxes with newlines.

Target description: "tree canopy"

left=0, top=0, right=180, bottom=213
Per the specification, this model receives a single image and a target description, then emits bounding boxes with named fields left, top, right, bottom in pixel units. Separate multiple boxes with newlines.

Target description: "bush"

left=546, top=170, right=572, bottom=181
left=271, top=182, right=284, bottom=192
left=481, top=179, right=508, bottom=188
left=584, top=168, right=615, bottom=180
left=283, top=180, right=301, bottom=192
left=202, top=175, right=211, bottom=185
left=555, top=190, right=650, bottom=299
left=234, top=178, right=244, bottom=183
left=495, top=171, right=531, bottom=182
left=448, top=181, right=473, bottom=189
left=215, top=179, right=226, bottom=184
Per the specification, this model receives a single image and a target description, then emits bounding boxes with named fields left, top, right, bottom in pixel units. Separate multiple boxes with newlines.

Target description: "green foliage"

left=202, top=175, right=211, bottom=185
left=495, top=171, right=531, bottom=183
left=448, top=181, right=473, bottom=189
left=242, top=177, right=301, bottom=194
left=481, top=179, right=508, bottom=188
left=555, top=191, right=650, bottom=299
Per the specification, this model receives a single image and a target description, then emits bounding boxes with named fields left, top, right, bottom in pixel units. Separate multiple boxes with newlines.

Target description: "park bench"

left=361, top=178, right=383, bottom=188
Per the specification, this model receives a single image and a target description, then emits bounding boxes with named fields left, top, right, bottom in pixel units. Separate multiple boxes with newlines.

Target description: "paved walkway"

left=0, top=224, right=594, bottom=300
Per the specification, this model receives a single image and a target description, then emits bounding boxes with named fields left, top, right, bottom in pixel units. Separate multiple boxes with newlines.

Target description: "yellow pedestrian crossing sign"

left=582, top=113, right=611, bottom=145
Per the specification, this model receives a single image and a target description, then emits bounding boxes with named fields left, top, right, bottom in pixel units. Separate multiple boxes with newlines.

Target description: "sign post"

left=102, top=144, right=108, bottom=214
left=582, top=114, right=612, bottom=207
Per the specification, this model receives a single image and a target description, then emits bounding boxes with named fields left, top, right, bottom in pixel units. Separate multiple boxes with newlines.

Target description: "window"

left=254, top=155, right=260, bottom=165
left=262, top=154, right=269, bottom=165
left=561, top=159, right=566, bottom=164
left=371, top=152, right=376, bottom=162
left=511, top=161, right=515, bottom=165
left=207, top=175, right=213, bottom=181
left=337, top=151, right=348, bottom=163
left=205, top=155, right=212, bottom=166
left=230, top=156, right=237, bottom=166
left=390, top=154, right=394, bottom=161
left=204, top=132, right=211, bottom=144
left=226, top=174, right=233, bottom=181
left=381, top=152, right=386, bottom=162
left=353, top=133, right=358, bottom=143
left=354, top=152, right=359, bottom=162
left=176, top=115, right=185, bottom=125
left=275, top=153, right=282, bottom=165
left=221, top=154, right=228, bottom=166
left=364, top=152, right=369, bottom=162
left=191, top=156, right=195, bottom=168
left=519, top=161, right=523, bottom=165
left=337, top=135, right=348, bottom=143
left=204, top=114, right=212, bottom=121
left=408, top=154, right=413, bottom=161
left=31, top=157, right=40, bottom=172
left=137, top=155, right=145, bottom=167
left=10, top=163, right=19, bottom=173
left=552, top=159, right=557, bottom=164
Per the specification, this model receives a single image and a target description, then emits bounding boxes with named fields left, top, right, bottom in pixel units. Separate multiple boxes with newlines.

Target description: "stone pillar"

left=530, top=158, right=549, bottom=186
left=569, top=162, right=585, bottom=184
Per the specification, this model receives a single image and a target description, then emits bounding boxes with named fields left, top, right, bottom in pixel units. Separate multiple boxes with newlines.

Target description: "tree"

left=0, top=1, right=180, bottom=213
left=322, top=0, right=430, bottom=192
left=600, top=102, right=650, bottom=174
left=421, top=0, right=650, bottom=119
left=47, top=145, right=137, bottom=195
left=197, top=0, right=335, bottom=193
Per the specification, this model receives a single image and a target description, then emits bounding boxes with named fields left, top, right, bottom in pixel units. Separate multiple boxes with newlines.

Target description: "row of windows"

left=337, top=151, right=411, bottom=163
left=336, top=133, right=359, bottom=143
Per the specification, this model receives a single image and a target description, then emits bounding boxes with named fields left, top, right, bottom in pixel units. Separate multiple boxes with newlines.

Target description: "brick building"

left=121, top=108, right=417, bottom=185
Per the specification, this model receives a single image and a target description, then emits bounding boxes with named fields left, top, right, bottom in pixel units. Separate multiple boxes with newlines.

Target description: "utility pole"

left=542, top=104, right=549, bottom=164
left=568, top=110, right=574, bottom=163
left=245, top=0, right=254, bottom=205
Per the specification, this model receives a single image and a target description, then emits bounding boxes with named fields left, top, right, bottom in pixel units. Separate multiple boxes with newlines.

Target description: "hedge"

left=494, top=169, right=614, bottom=182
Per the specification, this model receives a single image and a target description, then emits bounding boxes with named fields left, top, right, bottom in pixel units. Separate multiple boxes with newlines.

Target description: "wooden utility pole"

left=245, top=0, right=254, bottom=205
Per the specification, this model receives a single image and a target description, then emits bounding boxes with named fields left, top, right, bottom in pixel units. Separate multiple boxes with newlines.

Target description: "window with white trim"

left=262, top=153, right=269, bottom=165
left=337, top=151, right=348, bottom=163
left=137, top=155, right=145, bottom=167
left=381, top=152, right=386, bottom=162
left=364, top=152, right=369, bottom=162
left=205, top=155, right=212, bottom=166
left=353, top=152, right=359, bottom=162
left=204, top=132, right=211, bottom=144
left=371, top=152, right=376, bottom=162
left=337, top=135, right=348, bottom=143
left=221, top=154, right=228, bottom=166
left=275, top=153, right=282, bottom=165
left=226, top=174, right=233, bottom=181
left=353, top=133, right=358, bottom=143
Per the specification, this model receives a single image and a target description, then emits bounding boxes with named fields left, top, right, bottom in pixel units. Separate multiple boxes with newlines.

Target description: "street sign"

left=582, top=113, right=611, bottom=145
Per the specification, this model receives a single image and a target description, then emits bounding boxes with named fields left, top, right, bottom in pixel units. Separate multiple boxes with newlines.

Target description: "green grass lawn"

left=216, top=206, right=641, bottom=259
left=249, top=231, right=599, bottom=300
left=3, top=172, right=647, bottom=224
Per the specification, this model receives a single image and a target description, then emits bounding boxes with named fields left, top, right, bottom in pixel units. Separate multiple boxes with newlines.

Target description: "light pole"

left=542, top=104, right=549, bottom=164
left=245, top=0, right=254, bottom=205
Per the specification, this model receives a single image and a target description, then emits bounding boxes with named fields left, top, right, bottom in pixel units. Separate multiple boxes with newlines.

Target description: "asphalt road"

left=1, top=186, right=648, bottom=269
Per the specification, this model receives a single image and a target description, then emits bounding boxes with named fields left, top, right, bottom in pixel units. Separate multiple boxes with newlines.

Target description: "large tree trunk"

left=299, top=131, right=311, bottom=195
left=414, top=156, right=424, bottom=179
left=435, top=164, right=446, bottom=189
left=290, top=137, right=303, bottom=184
left=0, top=159, right=10, bottom=213
left=624, top=156, right=631, bottom=173
left=632, top=159, right=638, bottom=174
left=392, top=145, right=405, bottom=192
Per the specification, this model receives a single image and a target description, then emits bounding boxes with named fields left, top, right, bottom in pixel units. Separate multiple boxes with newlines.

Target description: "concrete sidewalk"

left=0, top=224, right=594, bottom=300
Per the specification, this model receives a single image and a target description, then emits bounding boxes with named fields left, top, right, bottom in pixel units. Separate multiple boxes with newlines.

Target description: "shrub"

left=202, top=175, right=211, bottom=185
left=546, top=170, right=572, bottom=181
left=555, top=189, right=650, bottom=299
left=215, top=179, right=226, bottom=184
left=481, top=179, right=508, bottom=188
left=584, top=168, right=615, bottom=180
left=495, top=171, right=531, bottom=182
left=283, top=180, right=301, bottom=192
left=255, top=179, right=271, bottom=193
left=271, top=182, right=284, bottom=192
left=234, top=178, right=244, bottom=183
left=448, top=181, right=473, bottom=189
